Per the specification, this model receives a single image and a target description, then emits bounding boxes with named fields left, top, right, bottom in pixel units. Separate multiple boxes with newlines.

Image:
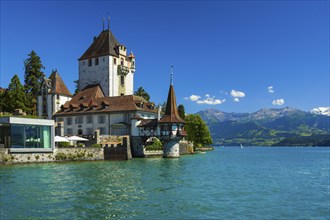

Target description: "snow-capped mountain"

left=310, top=107, right=330, bottom=116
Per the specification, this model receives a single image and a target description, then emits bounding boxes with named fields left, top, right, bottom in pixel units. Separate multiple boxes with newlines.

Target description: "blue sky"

left=1, top=0, right=329, bottom=114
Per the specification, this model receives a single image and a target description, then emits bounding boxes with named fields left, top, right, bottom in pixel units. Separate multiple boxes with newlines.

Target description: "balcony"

left=117, top=65, right=129, bottom=76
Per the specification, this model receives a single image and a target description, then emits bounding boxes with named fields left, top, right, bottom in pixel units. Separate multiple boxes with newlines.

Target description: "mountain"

left=310, top=107, right=330, bottom=116
left=197, top=107, right=330, bottom=146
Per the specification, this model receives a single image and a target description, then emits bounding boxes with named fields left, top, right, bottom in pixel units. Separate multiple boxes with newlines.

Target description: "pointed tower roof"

left=48, top=70, right=72, bottom=96
left=79, top=30, right=120, bottom=60
left=158, top=85, right=185, bottom=124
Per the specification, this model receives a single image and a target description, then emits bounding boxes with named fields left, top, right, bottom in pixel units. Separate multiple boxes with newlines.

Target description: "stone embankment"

left=0, top=147, right=104, bottom=164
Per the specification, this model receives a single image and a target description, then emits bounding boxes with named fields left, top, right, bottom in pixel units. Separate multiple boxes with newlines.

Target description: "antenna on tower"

left=102, top=18, right=105, bottom=31
left=170, top=65, right=174, bottom=85
left=107, top=16, right=110, bottom=30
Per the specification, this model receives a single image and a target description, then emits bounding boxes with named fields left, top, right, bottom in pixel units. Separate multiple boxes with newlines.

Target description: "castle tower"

left=37, top=70, right=72, bottom=119
left=78, top=24, right=135, bottom=97
left=158, top=69, right=186, bottom=158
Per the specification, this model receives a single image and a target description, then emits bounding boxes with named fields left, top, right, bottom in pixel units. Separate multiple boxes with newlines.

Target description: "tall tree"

left=0, top=88, right=6, bottom=112
left=73, top=79, right=80, bottom=95
left=24, top=50, right=45, bottom=115
left=178, top=104, right=185, bottom=120
left=134, top=86, right=150, bottom=101
left=185, top=114, right=213, bottom=147
left=6, top=75, right=27, bottom=113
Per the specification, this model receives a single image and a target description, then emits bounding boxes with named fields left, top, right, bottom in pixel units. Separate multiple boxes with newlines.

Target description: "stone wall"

left=0, top=147, right=104, bottom=164
left=179, top=140, right=194, bottom=155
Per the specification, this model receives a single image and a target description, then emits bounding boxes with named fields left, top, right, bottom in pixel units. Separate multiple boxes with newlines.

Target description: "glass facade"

left=0, top=124, right=51, bottom=149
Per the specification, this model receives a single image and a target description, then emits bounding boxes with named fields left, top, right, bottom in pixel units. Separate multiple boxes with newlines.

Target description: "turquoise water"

left=1, top=147, right=329, bottom=219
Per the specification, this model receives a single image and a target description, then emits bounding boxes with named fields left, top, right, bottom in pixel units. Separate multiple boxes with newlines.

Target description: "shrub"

left=91, top=143, right=101, bottom=148
left=58, top=142, right=70, bottom=148
left=77, top=143, right=84, bottom=148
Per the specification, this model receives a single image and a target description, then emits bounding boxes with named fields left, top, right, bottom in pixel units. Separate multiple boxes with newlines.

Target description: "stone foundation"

left=1, top=147, right=104, bottom=164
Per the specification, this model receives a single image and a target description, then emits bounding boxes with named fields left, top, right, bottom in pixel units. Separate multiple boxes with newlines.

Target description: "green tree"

left=178, top=104, right=185, bottom=120
left=73, top=79, right=79, bottom=95
left=134, top=86, right=150, bottom=101
left=0, top=88, right=7, bottom=112
left=24, top=50, right=45, bottom=115
left=185, top=114, right=213, bottom=147
left=6, top=75, right=27, bottom=113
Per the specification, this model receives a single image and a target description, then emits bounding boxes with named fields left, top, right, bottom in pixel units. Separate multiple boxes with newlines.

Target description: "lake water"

left=1, top=147, right=329, bottom=219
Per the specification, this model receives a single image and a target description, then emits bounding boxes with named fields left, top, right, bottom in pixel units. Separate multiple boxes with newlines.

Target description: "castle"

left=37, top=22, right=186, bottom=158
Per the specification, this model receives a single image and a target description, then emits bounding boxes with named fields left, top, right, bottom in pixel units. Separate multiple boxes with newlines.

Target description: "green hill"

left=197, top=107, right=330, bottom=146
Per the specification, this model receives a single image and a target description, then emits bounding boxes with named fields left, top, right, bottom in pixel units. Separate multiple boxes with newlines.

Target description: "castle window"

left=86, top=127, right=93, bottom=134
left=121, top=75, right=125, bottom=85
left=114, top=58, right=116, bottom=64
left=66, top=118, right=72, bottom=125
left=86, top=116, right=93, bottom=124
left=76, top=117, right=84, bottom=124
left=103, top=57, right=105, bottom=62
left=95, top=58, right=99, bottom=66
left=88, top=59, right=92, bottom=66
left=98, top=115, right=106, bottom=124
left=66, top=128, right=73, bottom=135
left=56, top=94, right=60, bottom=99
left=121, top=59, right=124, bottom=66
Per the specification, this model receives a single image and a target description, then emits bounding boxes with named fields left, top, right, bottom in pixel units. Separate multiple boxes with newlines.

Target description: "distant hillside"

left=197, top=107, right=330, bottom=146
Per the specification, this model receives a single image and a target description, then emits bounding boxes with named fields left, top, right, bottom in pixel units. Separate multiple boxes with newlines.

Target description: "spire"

left=158, top=69, right=185, bottom=124
left=170, top=65, right=174, bottom=85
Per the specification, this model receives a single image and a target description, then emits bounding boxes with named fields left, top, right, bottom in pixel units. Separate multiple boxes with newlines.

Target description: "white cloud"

left=272, top=99, right=285, bottom=106
left=268, top=86, right=274, bottom=93
left=185, top=95, right=201, bottom=101
left=185, top=94, right=225, bottom=105
left=230, top=90, right=245, bottom=98
left=230, top=89, right=245, bottom=102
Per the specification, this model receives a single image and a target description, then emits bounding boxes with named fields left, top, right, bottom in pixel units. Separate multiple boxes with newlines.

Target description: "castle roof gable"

left=79, top=30, right=120, bottom=60
left=48, top=71, right=72, bottom=96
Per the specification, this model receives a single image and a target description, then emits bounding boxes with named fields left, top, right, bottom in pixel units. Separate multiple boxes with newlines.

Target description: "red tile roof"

left=54, top=84, right=157, bottom=116
left=48, top=71, right=72, bottom=96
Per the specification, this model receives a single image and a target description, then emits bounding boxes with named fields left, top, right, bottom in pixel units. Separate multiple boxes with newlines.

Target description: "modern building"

left=37, top=70, right=72, bottom=119
left=0, top=117, right=55, bottom=152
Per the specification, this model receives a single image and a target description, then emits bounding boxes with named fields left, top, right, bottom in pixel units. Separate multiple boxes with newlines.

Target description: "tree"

left=6, top=75, right=27, bottom=113
left=0, top=88, right=6, bottom=112
left=185, top=114, right=213, bottom=147
left=134, top=86, right=150, bottom=101
left=24, top=50, right=45, bottom=115
left=178, top=104, right=185, bottom=120
left=73, top=80, right=79, bottom=95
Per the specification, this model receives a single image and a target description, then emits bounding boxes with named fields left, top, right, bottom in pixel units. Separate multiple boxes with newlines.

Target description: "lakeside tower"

left=78, top=22, right=135, bottom=97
